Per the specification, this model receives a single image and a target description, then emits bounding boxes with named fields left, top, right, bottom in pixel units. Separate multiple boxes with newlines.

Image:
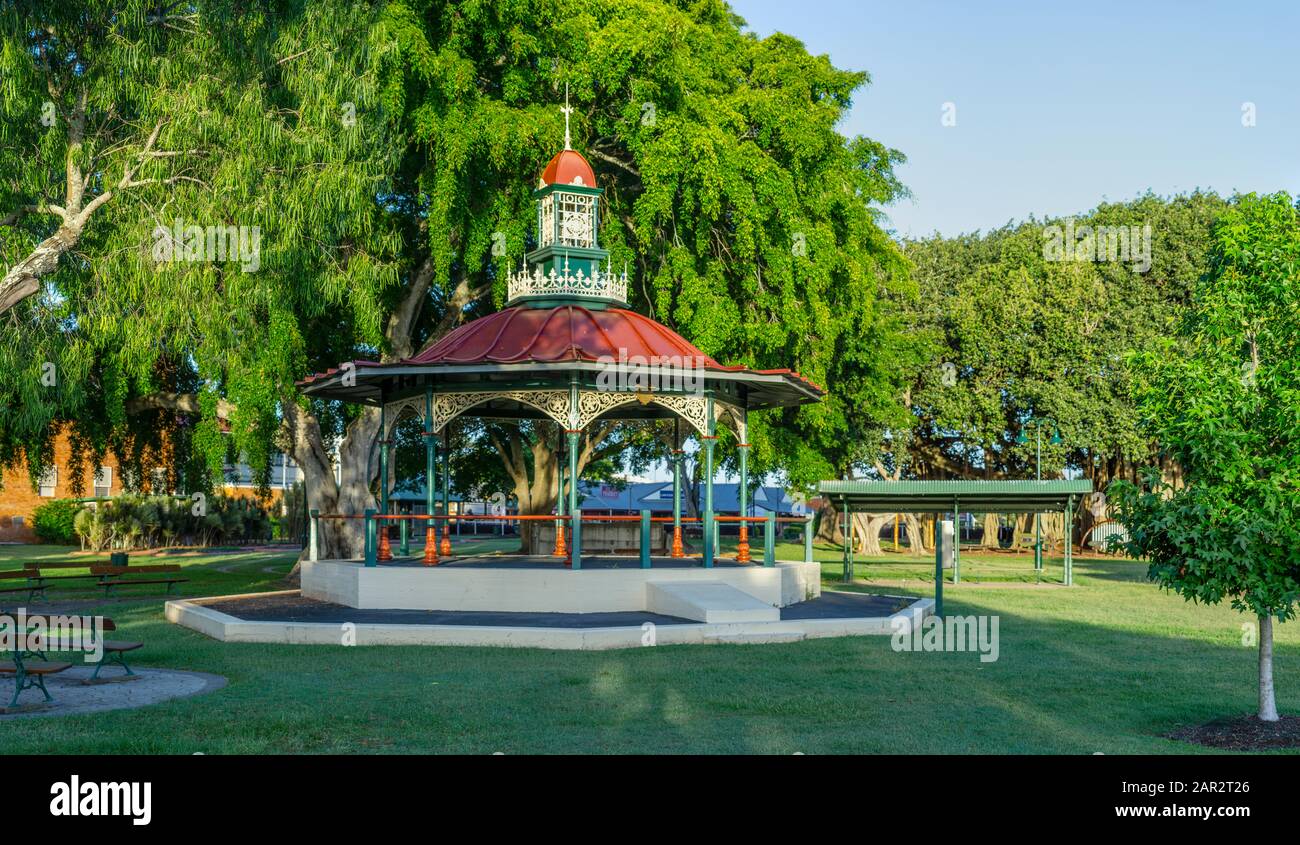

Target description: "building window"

left=94, top=466, right=113, bottom=498
left=38, top=466, right=57, bottom=497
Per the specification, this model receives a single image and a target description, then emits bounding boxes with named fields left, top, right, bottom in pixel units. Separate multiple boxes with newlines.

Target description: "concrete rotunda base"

left=299, top=557, right=821, bottom=613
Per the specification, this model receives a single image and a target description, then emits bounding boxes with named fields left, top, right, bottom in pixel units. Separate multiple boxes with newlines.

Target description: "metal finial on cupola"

left=560, top=82, right=573, bottom=150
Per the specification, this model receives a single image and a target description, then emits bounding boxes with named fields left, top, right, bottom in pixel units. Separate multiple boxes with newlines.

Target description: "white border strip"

left=166, top=591, right=933, bottom=651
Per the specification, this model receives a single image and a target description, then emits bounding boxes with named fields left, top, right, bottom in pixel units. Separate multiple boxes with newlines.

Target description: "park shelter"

left=299, top=124, right=821, bottom=569
left=816, top=479, right=1093, bottom=615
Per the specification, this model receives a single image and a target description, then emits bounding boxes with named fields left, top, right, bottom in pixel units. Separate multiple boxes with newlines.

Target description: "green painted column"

left=841, top=497, right=852, bottom=583
left=425, top=389, right=436, bottom=521
left=568, top=429, right=580, bottom=568
left=364, top=508, right=377, bottom=567
left=952, top=497, right=961, bottom=584
left=1065, top=496, right=1074, bottom=586
left=555, top=425, right=566, bottom=554
left=441, top=429, right=451, bottom=525
left=378, top=404, right=389, bottom=517
left=702, top=418, right=716, bottom=568
left=933, top=516, right=944, bottom=617
left=639, top=510, right=651, bottom=568
left=671, top=420, right=683, bottom=556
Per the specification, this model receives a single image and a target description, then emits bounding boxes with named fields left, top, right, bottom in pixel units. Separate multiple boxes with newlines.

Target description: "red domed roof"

left=541, top=149, right=597, bottom=188
left=408, top=305, right=713, bottom=366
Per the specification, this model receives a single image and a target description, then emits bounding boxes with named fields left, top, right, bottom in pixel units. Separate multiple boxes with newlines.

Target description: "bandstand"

left=167, top=127, right=933, bottom=648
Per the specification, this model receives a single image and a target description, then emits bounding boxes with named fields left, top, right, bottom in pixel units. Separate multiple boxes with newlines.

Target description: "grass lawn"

left=0, top=539, right=1295, bottom=754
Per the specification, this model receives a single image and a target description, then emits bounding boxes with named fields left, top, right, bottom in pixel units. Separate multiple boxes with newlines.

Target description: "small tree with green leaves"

left=1111, top=192, right=1300, bottom=722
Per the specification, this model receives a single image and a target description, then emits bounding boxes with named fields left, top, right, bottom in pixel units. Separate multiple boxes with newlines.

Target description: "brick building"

left=0, top=429, right=302, bottom=542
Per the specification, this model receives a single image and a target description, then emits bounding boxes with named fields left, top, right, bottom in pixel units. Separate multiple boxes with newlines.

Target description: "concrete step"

left=646, top=581, right=781, bottom=624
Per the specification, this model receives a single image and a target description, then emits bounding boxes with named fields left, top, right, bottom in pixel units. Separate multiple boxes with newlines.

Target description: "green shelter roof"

left=816, top=479, right=1092, bottom=513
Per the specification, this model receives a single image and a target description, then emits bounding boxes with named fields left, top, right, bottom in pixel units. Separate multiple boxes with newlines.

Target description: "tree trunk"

left=1259, top=614, right=1279, bottom=722
left=904, top=513, right=929, bottom=555
left=980, top=512, right=1001, bottom=550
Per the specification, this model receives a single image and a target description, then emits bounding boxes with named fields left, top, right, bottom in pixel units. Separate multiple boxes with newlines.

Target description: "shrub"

left=70, top=493, right=273, bottom=551
left=32, top=498, right=82, bottom=545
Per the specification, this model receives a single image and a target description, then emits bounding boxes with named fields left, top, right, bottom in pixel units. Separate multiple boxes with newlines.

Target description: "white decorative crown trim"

left=508, top=265, right=628, bottom=304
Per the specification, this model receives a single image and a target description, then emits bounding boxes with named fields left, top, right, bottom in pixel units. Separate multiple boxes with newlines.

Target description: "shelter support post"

left=702, top=399, right=716, bottom=568
left=737, top=439, right=751, bottom=563
left=1065, top=495, right=1074, bottom=586
left=804, top=512, right=814, bottom=564
left=440, top=429, right=452, bottom=557
left=308, top=509, right=319, bottom=562
left=841, top=496, right=852, bottom=583
left=764, top=512, right=775, bottom=566
left=364, top=508, right=377, bottom=567
left=933, top=516, right=943, bottom=617
left=567, top=379, right=581, bottom=569
left=952, top=496, right=961, bottom=584
left=670, top=420, right=684, bottom=557
left=554, top=425, right=567, bottom=558
left=377, top=402, right=392, bottom=562
left=640, top=510, right=651, bottom=569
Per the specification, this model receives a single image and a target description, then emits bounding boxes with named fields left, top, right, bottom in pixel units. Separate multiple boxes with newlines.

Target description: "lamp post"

left=1018, top=418, right=1062, bottom=572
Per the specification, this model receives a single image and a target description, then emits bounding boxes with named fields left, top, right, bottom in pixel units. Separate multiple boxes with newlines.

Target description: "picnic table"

left=0, top=613, right=144, bottom=709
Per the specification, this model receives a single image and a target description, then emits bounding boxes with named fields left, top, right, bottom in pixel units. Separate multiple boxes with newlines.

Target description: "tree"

left=1110, top=192, right=1300, bottom=722
left=895, top=194, right=1228, bottom=547
left=1, top=1, right=911, bottom=563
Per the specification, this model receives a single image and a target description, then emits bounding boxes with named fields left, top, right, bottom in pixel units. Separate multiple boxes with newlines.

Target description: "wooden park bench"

left=89, top=564, right=187, bottom=595
left=0, top=570, right=47, bottom=602
left=22, top=561, right=103, bottom=588
left=0, top=654, right=72, bottom=709
left=1, top=613, right=144, bottom=707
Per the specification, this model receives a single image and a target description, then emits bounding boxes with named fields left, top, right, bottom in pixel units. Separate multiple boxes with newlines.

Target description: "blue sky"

left=732, top=0, right=1300, bottom=238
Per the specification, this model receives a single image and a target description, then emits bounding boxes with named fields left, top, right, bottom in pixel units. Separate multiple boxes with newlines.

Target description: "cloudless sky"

left=732, top=0, right=1300, bottom=238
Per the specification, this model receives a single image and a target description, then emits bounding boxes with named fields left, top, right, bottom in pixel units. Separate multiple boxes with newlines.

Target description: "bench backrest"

left=24, top=561, right=92, bottom=570
left=91, top=564, right=181, bottom=575
left=0, top=570, right=42, bottom=580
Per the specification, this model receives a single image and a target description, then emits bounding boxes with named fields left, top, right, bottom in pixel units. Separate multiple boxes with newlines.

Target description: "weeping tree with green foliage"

left=1111, top=192, right=1300, bottom=722
left=899, top=193, right=1227, bottom=549
left=2, top=0, right=911, bottom=562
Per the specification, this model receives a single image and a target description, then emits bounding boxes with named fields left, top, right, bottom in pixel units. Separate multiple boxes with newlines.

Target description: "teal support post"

left=567, top=426, right=581, bottom=568
left=702, top=434, right=716, bottom=568
left=842, top=498, right=853, bottom=583
left=1064, top=496, right=1074, bottom=586
left=364, top=508, right=377, bottom=567
left=379, top=409, right=389, bottom=518
left=571, top=507, right=582, bottom=570
left=1034, top=427, right=1044, bottom=572
left=804, top=512, right=814, bottom=564
left=441, top=429, right=451, bottom=547
left=424, top=430, right=437, bottom=557
left=639, top=510, right=651, bottom=568
left=764, top=512, right=775, bottom=566
left=398, top=514, right=409, bottom=557
left=952, top=497, right=961, bottom=585
left=555, top=426, right=566, bottom=554
left=933, top=516, right=944, bottom=617
left=738, top=449, right=748, bottom=515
